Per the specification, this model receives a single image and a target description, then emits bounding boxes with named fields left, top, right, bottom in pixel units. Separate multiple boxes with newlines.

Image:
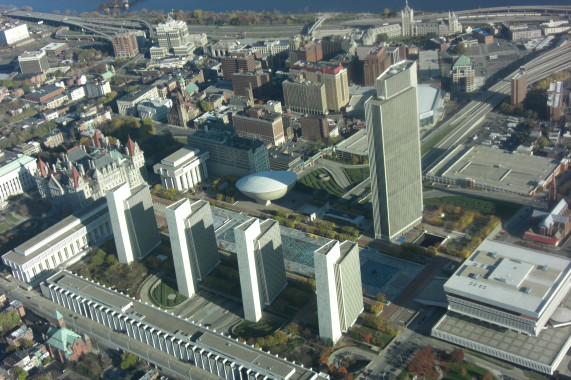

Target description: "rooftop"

left=159, top=146, right=202, bottom=168
left=46, top=271, right=318, bottom=380
left=444, top=240, right=571, bottom=318
left=453, top=55, right=471, bottom=68
left=335, top=129, right=368, bottom=156
left=236, top=171, right=297, bottom=194
left=0, top=151, right=35, bottom=179
left=117, top=85, right=157, bottom=103
left=433, top=311, right=570, bottom=370
left=19, top=50, right=45, bottom=59
left=425, top=145, right=562, bottom=196
left=3, top=199, right=108, bottom=264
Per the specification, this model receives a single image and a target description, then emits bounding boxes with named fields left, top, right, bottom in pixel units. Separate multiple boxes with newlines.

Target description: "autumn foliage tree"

left=449, top=348, right=464, bottom=363
left=407, top=345, right=437, bottom=378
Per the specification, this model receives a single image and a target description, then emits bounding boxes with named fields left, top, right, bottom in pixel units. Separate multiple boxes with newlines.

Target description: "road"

left=357, top=306, right=535, bottom=380
left=0, top=278, right=219, bottom=380
left=422, top=42, right=571, bottom=172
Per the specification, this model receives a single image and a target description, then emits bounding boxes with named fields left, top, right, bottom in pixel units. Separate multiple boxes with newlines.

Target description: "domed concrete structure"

left=236, top=171, right=297, bottom=205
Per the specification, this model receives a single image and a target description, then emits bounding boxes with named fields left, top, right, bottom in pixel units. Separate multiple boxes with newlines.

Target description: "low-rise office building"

left=153, top=146, right=209, bottom=192
left=117, top=86, right=160, bottom=116
left=432, top=239, right=571, bottom=374
left=41, top=271, right=328, bottom=380
left=232, top=108, right=285, bottom=147
left=187, top=132, right=270, bottom=177
left=1, top=199, right=112, bottom=284
left=0, top=151, right=37, bottom=204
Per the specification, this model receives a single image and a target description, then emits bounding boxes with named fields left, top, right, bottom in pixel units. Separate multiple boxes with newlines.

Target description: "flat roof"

left=3, top=199, right=109, bottom=265
left=117, top=86, right=156, bottom=103
left=433, top=311, right=571, bottom=370
left=0, top=152, right=34, bottom=178
left=425, top=145, right=561, bottom=196
left=444, top=240, right=571, bottom=318
left=335, top=129, right=368, bottom=156
left=160, top=146, right=201, bottom=168
left=46, top=271, right=317, bottom=380
left=418, top=84, right=440, bottom=116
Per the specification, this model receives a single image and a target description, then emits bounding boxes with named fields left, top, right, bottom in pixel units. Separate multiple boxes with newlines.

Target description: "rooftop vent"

left=520, top=287, right=531, bottom=294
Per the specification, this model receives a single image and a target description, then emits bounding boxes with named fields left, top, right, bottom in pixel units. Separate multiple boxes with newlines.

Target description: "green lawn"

left=342, top=167, right=370, bottom=185
left=423, top=195, right=521, bottom=220
left=442, top=362, right=492, bottom=380
left=0, top=223, right=9, bottom=234
left=296, top=168, right=346, bottom=198
left=150, top=279, right=187, bottom=308
left=233, top=318, right=282, bottom=339
left=421, top=121, right=462, bottom=156
left=6, top=214, right=19, bottom=223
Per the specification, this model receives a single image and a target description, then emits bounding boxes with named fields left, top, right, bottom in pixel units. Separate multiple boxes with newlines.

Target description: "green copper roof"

left=46, top=327, right=82, bottom=358
left=0, top=154, right=35, bottom=178
left=55, top=310, right=63, bottom=320
left=185, top=82, right=198, bottom=96
left=101, top=71, right=114, bottom=80
left=453, top=55, right=471, bottom=68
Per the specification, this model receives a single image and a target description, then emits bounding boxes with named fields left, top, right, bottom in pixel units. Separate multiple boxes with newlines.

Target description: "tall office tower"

left=18, top=51, right=49, bottom=74
left=300, top=115, right=329, bottom=143
left=0, top=24, right=29, bottom=46
left=156, top=16, right=191, bottom=52
left=232, top=108, right=285, bottom=147
left=220, top=52, right=258, bottom=81
left=363, top=47, right=389, bottom=87
left=314, top=240, right=363, bottom=343
left=451, top=55, right=476, bottom=93
left=106, top=183, right=160, bottom=264
left=365, top=61, right=423, bottom=241
left=289, top=61, right=349, bottom=112
left=112, top=32, right=139, bottom=59
left=282, top=79, right=328, bottom=116
left=166, top=199, right=220, bottom=298
left=234, top=218, right=287, bottom=322
left=511, top=67, right=527, bottom=105
left=232, top=71, right=272, bottom=98
left=401, top=0, right=414, bottom=36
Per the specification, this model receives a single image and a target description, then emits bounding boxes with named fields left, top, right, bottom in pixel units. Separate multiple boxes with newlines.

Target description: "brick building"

left=300, top=116, right=329, bottom=143
left=46, top=311, right=92, bottom=363
left=232, top=108, right=285, bottom=146
left=220, top=52, right=258, bottom=81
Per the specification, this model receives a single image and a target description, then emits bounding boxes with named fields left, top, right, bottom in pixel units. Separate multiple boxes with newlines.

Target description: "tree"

left=376, top=292, right=386, bottom=303
left=120, top=352, right=138, bottom=370
left=449, top=348, right=464, bottom=363
left=453, top=43, right=466, bottom=54
left=288, top=323, right=299, bottom=336
left=13, top=368, right=28, bottom=380
left=141, top=118, right=156, bottom=136
left=482, top=373, right=493, bottom=380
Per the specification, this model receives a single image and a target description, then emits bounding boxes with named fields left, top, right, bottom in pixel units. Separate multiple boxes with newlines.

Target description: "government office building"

left=432, top=240, right=571, bottom=374
left=41, top=271, right=327, bottom=380
left=2, top=199, right=112, bottom=284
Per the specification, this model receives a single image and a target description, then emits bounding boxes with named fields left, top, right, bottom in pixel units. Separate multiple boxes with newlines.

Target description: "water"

left=10, top=0, right=570, bottom=14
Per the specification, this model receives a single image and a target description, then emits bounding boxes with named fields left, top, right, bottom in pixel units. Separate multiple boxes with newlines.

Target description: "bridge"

left=6, top=11, right=155, bottom=41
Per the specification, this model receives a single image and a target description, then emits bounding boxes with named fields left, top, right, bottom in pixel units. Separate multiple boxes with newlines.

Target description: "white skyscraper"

left=166, top=199, right=220, bottom=298
left=106, top=183, right=160, bottom=264
left=314, top=240, right=363, bottom=343
left=365, top=60, right=423, bottom=241
left=234, top=218, right=287, bottom=322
